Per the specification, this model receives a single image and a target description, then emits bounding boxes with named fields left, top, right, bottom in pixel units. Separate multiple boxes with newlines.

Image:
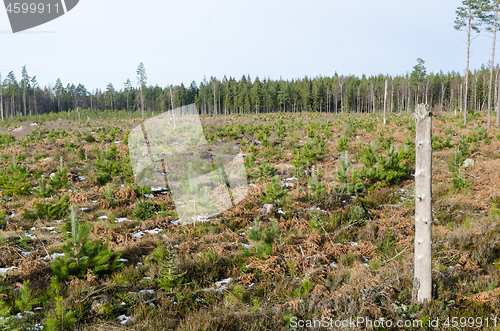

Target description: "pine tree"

left=36, top=174, right=53, bottom=198
left=410, top=58, right=426, bottom=104
left=137, top=62, right=147, bottom=119
left=0, top=156, right=30, bottom=196
left=14, top=280, right=39, bottom=312
left=455, top=0, right=491, bottom=124
left=151, top=243, right=192, bottom=292
left=260, top=175, right=287, bottom=205
left=335, top=151, right=363, bottom=195
left=49, top=156, right=68, bottom=190
left=24, top=193, right=69, bottom=220
left=44, top=296, right=76, bottom=331
left=51, top=206, right=123, bottom=280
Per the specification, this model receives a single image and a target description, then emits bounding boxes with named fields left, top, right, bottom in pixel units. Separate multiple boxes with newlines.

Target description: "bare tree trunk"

left=213, top=79, right=217, bottom=116
left=127, top=90, right=129, bottom=113
left=371, top=84, right=375, bottom=114
left=23, top=88, right=26, bottom=117
left=440, top=82, right=445, bottom=110
left=460, top=83, right=463, bottom=115
left=339, top=81, right=343, bottom=113
left=474, top=75, right=478, bottom=112
left=488, top=0, right=499, bottom=129
left=141, top=87, right=144, bottom=119
left=495, top=71, right=499, bottom=117
left=357, top=86, right=360, bottom=113
left=497, top=73, right=500, bottom=127
left=391, top=80, right=394, bottom=113
left=33, top=90, right=36, bottom=116
left=407, top=82, right=411, bottom=113
left=413, top=103, right=433, bottom=304
left=464, top=5, right=472, bottom=125
left=425, top=79, right=429, bottom=104
left=383, top=80, right=388, bottom=125
left=450, top=88, right=454, bottom=116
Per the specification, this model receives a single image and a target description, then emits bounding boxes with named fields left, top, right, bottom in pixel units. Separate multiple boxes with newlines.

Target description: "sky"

left=0, top=0, right=497, bottom=91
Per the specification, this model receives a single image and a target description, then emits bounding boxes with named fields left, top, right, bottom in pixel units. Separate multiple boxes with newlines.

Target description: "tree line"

left=1, top=62, right=500, bottom=119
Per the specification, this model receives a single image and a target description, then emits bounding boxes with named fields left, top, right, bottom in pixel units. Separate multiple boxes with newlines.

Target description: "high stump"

left=412, top=104, right=432, bottom=303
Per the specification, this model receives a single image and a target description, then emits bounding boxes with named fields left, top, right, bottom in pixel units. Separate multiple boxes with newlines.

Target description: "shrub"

left=433, top=134, right=453, bottom=150
left=36, top=174, right=53, bottom=198
left=244, top=154, right=256, bottom=168
left=0, top=300, right=17, bottom=331
left=335, top=151, right=364, bottom=195
left=0, top=210, right=5, bottom=230
left=132, top=200, right=157, bottom=220
left=258, top=160, right=277, bottom=178
left=301, top=137, right=326, bottom=164
left=336, top=135, right=349, bottom=152
left=248, top=219, right=280, bottom=257
left=24, top=194, right=69, bottom=220
left=83, top=132, right=96, bottom=143
left=0, top=157, right=31, bottom=196
left=375, top=145, right=410, bottom=185
left=94, top=145, right=122, bottom=185
left=150, top=243, right=192, bottom=292
left=295, top=279, right=314, bottom=297
left=307, top=171, right=328, bottom=200
left=49, top=157, right=68, bottom=190
left=14, top=280, right=39, bottom=312
left=358, top=141, right=412, bottom=186
left=260, top=175, right=287, bottom=205
left=448, top=146, right=469, bottom=191
left=44, top=296, right=76, bottom=331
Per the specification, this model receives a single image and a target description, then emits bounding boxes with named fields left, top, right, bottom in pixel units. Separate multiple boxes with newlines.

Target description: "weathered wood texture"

left=413, top=103, right=432, bottom=303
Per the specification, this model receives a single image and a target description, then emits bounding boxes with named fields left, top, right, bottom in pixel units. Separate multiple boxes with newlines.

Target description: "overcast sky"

left=0, top=0, right=496, bottom=91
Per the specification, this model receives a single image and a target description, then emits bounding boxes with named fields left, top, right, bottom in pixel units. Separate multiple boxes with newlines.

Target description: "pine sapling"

left=44, top=296, right=76, bottom=331
left=0, top=156, right=31, bottom=196
left=307, top=170, right=327, bottom=200
left=153, top=243, right=192, bottom=292
left=36, top=174, right=53, bottom=198
left=14, top=280, right=39, bottom=312
left=335, top=151, right=363, bottom=195
left=49, top=156, right=68, bottom=190
left=51, top=206, right=123, bottom=279
left=0, top=300, right=17, bottom=331
left=260, top=175, right=287, bottom=205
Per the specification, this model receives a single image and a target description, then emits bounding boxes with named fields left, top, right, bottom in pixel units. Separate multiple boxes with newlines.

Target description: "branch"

left=383, top=247, right=408, bottom=264
left=75, top=286, right=107, bottom=304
